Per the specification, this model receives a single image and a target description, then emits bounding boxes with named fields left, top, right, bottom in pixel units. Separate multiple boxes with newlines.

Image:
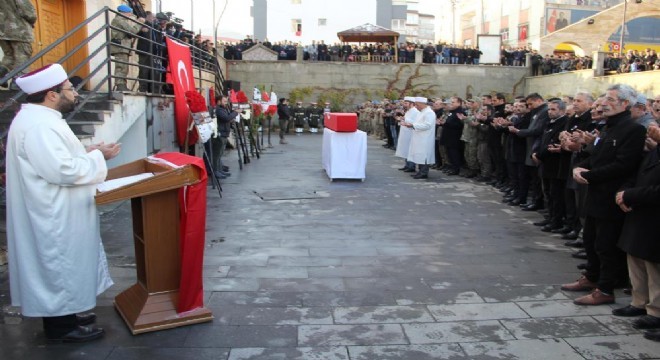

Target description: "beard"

left=57, top=96, right=78, bottom=114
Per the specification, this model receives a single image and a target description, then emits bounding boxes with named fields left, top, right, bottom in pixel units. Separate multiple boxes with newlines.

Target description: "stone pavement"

left=1, top=132, right=659, bottom=359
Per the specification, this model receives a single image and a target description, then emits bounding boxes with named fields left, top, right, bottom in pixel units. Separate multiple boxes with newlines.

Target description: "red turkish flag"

left=152, top=152, right=208, bottom=314
left=166, top=37, right=198, bottom=146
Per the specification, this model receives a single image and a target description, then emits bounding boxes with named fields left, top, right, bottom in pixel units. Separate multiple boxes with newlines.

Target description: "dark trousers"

left=517, top=164, right=532, bottom=203
left=564, top=187, right=581, bottom=232
left=446, top=145, right=462, bottom=172
left=489, top=142, right=506, bottom=182
left=43, top=314, right=77, bottom=338
left=583, top=215, right=629, bottom=294
left=548, top=178, right=566, bottom=226
left=507, top=161, right=521, bottom=196
left=384, top=121, right=393, bottom=147
left=530, top=167, right=543, bottom=206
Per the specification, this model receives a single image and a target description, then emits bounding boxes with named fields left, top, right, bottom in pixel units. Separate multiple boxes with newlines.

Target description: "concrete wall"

left=227, top=62, right=530, bottom=108
left=524, top=70, right=660, bottom=98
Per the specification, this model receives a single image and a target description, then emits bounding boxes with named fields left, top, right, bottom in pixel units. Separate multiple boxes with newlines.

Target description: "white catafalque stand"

left=321, top=128, right=367, bottom=181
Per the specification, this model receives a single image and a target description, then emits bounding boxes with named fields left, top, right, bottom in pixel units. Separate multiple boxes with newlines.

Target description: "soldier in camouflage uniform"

left=306, top=102, right=323, bottom=133
left=0, top=0, right=36, bottom=87
left=110, top=5, right=144, bottom=91
left=293, top=101, right=306, bottom=134
left=458, top=98, right=481, bottom=178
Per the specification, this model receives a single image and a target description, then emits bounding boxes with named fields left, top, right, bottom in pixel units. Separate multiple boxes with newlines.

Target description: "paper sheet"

left=96, top=173, right=155, bottom=192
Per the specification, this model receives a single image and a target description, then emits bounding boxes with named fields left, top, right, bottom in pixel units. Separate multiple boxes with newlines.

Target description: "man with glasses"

left=564, top=84, right=647, bottom=306
left=6, top=64, right=121, bottom=342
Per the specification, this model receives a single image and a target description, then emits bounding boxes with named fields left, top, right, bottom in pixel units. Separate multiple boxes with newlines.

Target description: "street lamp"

left=450, top=0, right=458, bottom=45
left=619, top=0, right=627, bottom=56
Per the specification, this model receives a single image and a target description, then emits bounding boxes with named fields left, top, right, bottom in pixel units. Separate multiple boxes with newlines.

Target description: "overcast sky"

left=158, top=0, right=445, bottom=40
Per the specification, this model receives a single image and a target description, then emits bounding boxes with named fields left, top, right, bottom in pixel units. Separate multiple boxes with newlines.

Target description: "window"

left=318, top=18, right=327, bottom=26
left=501, top=28, right=509, bottom=41
left=291, top=0, right=301, bottom=4
left=291, top=19, right=302, bottom=36
left=392, top=19, right=405, bottom=30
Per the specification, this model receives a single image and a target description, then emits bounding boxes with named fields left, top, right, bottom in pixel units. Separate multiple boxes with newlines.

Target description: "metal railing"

left=0, top=6, right=227, bottom=204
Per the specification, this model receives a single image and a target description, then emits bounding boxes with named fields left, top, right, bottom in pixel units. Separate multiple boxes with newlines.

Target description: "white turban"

left=16, top=64, right=68, bottom=95
left=415, top=97, right=428, bottom=103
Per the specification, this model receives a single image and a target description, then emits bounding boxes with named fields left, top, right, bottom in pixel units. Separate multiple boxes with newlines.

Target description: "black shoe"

left=632, top=315, right=660, bottom=330
left=413, top=174, right=428, bottom=179
left=47, top=326, right=105, bottom=343
left=643, top=329, right=660, bottom=342
left=403, top=168, right=416, bottom=173
left=214, top=171, right=229, bottom=179
left=475, top=176, right=490, bottom=182
left=222, top=166, right=230, bottom=172
left=541, top=224, right=562, bottom=232
left=398, top=167, right=408, bottom=171
left=572, top=250, right=588, bottom=260
left=523, top=204, right=543, bottom=212
left=562, top=231, right=580, bottom=240
left=564, top=239, right=584, bottom=248
left=612, top=305, right=647, bottom=317
left=464, top=172, right=477, bottom=179
left=576, top=263, right=588, bottom=270
left=533, top=219, right=551, bottom=227
left=551, top=226, right=572, bottom=234
left=502, top=196, right=516, bottom=203
left=507, top=199, right=522, bottom=206
left=499, top=186, right=513, bottom=193
left=76, top=313, right=97, bottom=326
left=446, top=170, right=459, bottom=176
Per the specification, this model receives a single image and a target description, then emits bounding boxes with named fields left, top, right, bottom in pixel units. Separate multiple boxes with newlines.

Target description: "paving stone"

left=184, top=325, right=297, bottom=348
left=298, top=324, right=407, bottom=346
left=106, top=347, right=230, bottom=360
left=344, top=277, right=429, bottom=291
left=591, top=315, right=641, bottom=335
left=208, top=291, right=304, bottom=307
left=0, top=346, right=115, bottom=359
left=333, top=305, right=435, bottom=324
left=203, top=265, right=230, bottom=278
left=259, top=278, right=345, bottom=292
left=309, top=247, right=380, bottom=257
left=404, top=321, right=516, bottom=344
left=376, top=246, right=444, bottom=256
left=427, top=302, right=529, bottom=322
left=515, top=300, right=615, bottom=318
left=460, top=339, right=584, bottom=360
left=267, top=256, right=343, bottom=267
left=393, top=290, right=485, bottom=305
left=240, top=247, right=309, bottom=257
left=564, top=334, right=660, bottom=360
left=300, top=291, right=398, bottom=307
left=228, top=306, right=333, bottom=325
left=203, top=254, right=269, bottom=266
left=501, top=316, right=615, bottom=339
left=347, top=344, right=467, bottom=360
left=227, top=266, right=308, bottom=279
left=227, top=347, right=349, bottom=360
left=308, top=265, right=390, bottom=278
left=479, top=285, right=570, bottom=303
left=203, top=278, right=260, bottom=292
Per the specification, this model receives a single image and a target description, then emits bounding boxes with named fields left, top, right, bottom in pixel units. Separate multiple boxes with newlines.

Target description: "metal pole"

left=451, top=0, right=457, bottom=45
left=619, top=0, right=627, bottom=56
left=191, top=0, right=194, bottom=34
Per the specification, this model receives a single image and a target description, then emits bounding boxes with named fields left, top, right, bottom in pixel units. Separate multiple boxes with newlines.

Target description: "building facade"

left=251, top=0, right=434, bottom=44
left=450, top=0, right=660, bottom=55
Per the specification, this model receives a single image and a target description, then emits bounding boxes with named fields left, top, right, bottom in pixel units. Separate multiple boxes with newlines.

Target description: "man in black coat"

left=533, top=99, right=568, bottom=232
left=612, top=124, right=660, bottom=340
left=437, top=97, right=465, bottom=175
left=563, top=84, right=647, bottom=306
left=277, top=98, right=292, bottom=144
left=212, top=95, right=237, bottom=179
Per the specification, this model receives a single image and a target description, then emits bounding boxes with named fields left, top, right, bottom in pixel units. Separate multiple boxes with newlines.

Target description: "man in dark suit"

left=612, top=123, right=660, bottom=340
left=533, top=99, right=568, bottom=232
left=562, top=84, right=647, bottom=305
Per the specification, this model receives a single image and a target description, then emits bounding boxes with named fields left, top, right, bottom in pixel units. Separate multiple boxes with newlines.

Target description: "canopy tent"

left=337, top=23, right=400, bottom=62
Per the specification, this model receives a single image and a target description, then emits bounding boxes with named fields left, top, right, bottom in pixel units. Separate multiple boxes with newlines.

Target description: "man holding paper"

left=5, top=63, right=120, bottom=342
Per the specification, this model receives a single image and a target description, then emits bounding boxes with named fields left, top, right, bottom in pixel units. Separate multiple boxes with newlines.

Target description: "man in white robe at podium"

left=395, top=96, right=418, bottom=172
left=403, top=97, right=436, bottom=179
left=5, top=63, right=120, bottom=342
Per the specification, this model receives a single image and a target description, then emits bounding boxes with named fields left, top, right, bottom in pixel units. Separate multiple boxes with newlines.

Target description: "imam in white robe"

left=6, top=103, right=113, bottom=317
left=394, top=107, right=419, bottom=159
left=407, top=106, right=436, bottom=165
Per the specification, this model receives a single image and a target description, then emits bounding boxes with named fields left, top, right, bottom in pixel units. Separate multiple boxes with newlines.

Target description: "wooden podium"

left=95, top=158, right=213, bottom=334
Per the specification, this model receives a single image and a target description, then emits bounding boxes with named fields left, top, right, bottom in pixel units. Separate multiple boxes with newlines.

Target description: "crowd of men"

left=365, top=85, right=660, bottom=342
